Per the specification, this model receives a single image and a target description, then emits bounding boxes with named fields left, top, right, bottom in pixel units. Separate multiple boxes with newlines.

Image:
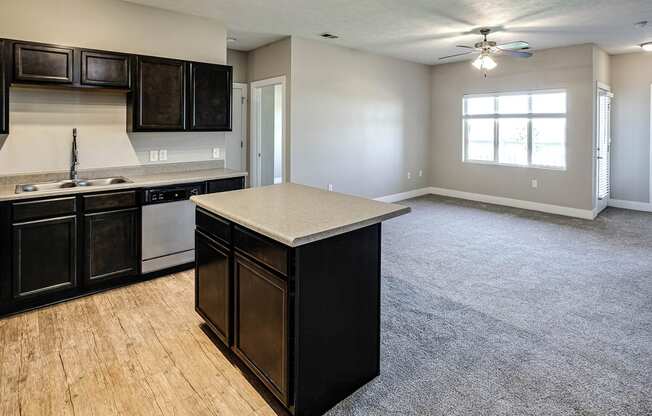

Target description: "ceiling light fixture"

left=227, top=37, right=237, bottom=43
left=319, top=33, right=340, bottom=39
left=641, top=42, right=652, bottom=52
left=472, top=53, right=497, bottom=71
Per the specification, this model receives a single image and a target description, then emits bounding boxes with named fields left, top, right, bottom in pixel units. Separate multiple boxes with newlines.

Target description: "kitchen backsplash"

left=0, top=87, right=228, bottom=175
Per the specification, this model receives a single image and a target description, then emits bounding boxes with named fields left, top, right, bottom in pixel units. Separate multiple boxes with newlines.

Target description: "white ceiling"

left=125, top=0, right=652, bottom=64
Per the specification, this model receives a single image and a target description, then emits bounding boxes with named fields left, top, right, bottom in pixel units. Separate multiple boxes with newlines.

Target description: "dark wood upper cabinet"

left=131, top=56, right=187, bottom=131
left=84, top=207, right=139, bottom=285
left=12, top=215, right=77, bottom=299
left=14, top=42, right=74, bottom=84
left=81, top=50, right=130, bottom=88
left=1, top=40, right=8, bottom=134
left=189, top=62, right=232, bottom=131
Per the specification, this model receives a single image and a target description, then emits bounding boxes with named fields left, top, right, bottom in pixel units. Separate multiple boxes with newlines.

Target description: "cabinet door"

left=233, top=254, right=289, bottom=404
left=134, top=56, right=186, bottom=131
left=84, top=208, right=139, bottom=285
left=81, top=50, right=130, bottom=88
left=1, top=40, right=7, bottom=134
left=14, top=42, right=74, bottom=84
left=189, top=63, right=232, bottom=131
left=195, top=230, right=231, bottom=345
left=13, top=216, right=77, bottom=299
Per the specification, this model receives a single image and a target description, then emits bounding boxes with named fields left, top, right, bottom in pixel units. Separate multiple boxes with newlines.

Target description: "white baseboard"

left=375, top=186, right=596, bottom=219
left=428, top=187, right=596, bottom=220
left=374, top=187, right=432, bottom=203
left=608, top=199, right=652, bottom=212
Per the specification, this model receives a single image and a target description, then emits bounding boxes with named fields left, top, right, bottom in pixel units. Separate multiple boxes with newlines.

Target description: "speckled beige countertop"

left=0, top=168, right=248, bottom=202
left=191, top=183, right=411, bottom=247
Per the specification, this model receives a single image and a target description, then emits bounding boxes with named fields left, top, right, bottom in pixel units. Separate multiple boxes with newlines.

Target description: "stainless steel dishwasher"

left=141, top=183, right=203, bottom=274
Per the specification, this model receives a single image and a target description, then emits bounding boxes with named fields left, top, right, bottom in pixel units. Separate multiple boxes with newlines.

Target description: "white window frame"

left=462, top=89, right=568, bottom=171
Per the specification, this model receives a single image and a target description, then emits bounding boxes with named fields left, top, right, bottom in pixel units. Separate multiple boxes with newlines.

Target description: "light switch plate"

left=149, top=150, right=159, bottom=162
left=328, top=184, right=334, bottom=192
left=531, top=179, right=538, bottom=188
left=159, top=149, right=168, bottom=161
left=212, top=148, right=221, bottom=159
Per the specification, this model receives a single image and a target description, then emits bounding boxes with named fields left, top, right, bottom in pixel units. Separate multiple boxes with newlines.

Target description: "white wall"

left=290, top=37, right=431, bottom=198
left=430, top=44, right=595, bottom=210
left=0, top=0, right=227, bottom=175
left=610, top=53, right=652, bottom=204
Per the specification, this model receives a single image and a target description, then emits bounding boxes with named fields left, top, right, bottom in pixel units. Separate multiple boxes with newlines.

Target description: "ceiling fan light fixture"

left=641, top=42, right=652, bottom=52
left=472, top=54, right=497, bottom=71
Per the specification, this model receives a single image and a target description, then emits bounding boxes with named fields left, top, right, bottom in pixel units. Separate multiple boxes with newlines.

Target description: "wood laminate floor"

left=0, top=271, right=283, bottom=416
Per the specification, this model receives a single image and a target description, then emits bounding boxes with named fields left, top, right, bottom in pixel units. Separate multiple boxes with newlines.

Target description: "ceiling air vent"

left=319, top=33, right=340, bottom=39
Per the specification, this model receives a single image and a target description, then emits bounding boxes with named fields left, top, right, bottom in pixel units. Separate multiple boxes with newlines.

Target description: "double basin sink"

left=15, top=177, right=132, bottom=194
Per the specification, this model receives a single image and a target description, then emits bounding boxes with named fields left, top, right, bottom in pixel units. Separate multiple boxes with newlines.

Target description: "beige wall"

left=227, top=49, right=249, bottom=83
left=610, top=52, right=652, bottom=203
left=0, top=0, right=227, bottom=175
left=290, top=37, right=431, bottom=198
left=430, top=44, right=595, bottom=210
left=247, top=38, right=292, bottom=179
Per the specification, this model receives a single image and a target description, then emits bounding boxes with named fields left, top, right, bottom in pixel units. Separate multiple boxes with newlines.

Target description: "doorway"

left=250, top=76, right=286, bottom=187
left=596, top=85, right=613, bottom=213
left=225, top=83, right=247, bottom=171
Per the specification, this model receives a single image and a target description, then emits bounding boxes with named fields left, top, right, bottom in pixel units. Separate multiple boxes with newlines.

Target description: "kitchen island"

left=191, top=183, right=410, bottom=416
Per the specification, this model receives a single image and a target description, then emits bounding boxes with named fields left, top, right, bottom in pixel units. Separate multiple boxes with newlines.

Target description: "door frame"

left=232, top=82, right=248, bottom=172
left=595, top=81, right=613, bottom=214
left=249, top=76, right=287, bottom=188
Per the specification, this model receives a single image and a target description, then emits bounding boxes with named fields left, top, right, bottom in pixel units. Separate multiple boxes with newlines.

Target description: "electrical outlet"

left=328, top=184, right=334, bottom=192
left=159, top=149, right=168, bottom=161
left=212, top=148, right=221, bottom=159
left=149, top=150, right=159, bottom=162
left=407, top=172, right=411, bottom=180
left=419, top=170, right=423, bottom=177
left=531, top=179, right=538, bottom=189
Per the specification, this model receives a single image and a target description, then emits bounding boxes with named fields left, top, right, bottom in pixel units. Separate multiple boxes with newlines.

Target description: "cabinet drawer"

left=12, top=197, right=77, bottom=222
left=196, top=208, right=231, bottom=245
left=83, top=190, right=138, bottom=212
left=234, top=226, right=288, bottom=276
left=14, top=43, right=74, bottom=84
left=207, top=177, right=244, bottom=194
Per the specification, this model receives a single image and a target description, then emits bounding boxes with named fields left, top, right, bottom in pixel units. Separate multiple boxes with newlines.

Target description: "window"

left=463, top=91, right=567, bottom=169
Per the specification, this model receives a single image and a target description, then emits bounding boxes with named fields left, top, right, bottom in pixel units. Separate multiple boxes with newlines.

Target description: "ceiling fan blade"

left=439, top=51, right=475, bottom=60
left=455, top=45, right=476, bottom=49
left=496, top=41, right=529, bottom=50
left=497, top=49, right=533, bottom=58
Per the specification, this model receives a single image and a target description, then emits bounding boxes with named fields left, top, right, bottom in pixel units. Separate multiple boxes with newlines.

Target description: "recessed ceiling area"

left=125, top=0, right=652, bottom=64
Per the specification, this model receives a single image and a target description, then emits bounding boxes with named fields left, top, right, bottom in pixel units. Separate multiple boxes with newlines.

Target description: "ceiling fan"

left=439, top=28, right=533, bottom=74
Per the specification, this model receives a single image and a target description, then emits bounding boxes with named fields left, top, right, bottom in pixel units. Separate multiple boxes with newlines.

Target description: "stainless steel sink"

left=15, top=177, right=132, bottom=194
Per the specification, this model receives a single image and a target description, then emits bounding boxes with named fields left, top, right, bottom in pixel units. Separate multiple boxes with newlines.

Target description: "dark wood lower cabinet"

left=84, top=208, right=139, bottom=285
left=195, top=230, right=231, bottom=345
left=233, top=253, right=289, bottom=405
left=12, top=215, right=77, bottom=299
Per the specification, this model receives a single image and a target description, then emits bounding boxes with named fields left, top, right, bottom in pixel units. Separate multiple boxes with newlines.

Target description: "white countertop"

left=191, top=183, right=411, bottom=247
left=0, top=168, right=248, bottom=202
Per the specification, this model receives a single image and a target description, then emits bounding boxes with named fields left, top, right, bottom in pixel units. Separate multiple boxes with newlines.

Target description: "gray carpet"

left=326, top=195, right=652, bottom=416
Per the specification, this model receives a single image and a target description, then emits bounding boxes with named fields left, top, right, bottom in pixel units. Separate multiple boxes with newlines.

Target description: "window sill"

left=463, top=159, right=567, bottom=172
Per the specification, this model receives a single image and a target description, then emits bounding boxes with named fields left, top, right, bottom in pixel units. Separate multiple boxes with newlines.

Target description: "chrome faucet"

left=70, top=128, right=79, bottom=181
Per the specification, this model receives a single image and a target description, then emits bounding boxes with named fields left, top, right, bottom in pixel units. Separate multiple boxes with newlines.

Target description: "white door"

left=225, top=83, right=247, bottom=171
left=250, top=76, right=286, bottom=187
left=596, top=88, right=613, bottom=213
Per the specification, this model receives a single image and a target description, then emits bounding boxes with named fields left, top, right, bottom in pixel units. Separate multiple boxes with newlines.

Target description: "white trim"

left=649, top=85, right=652, bottom=206
left=374, top=188, right=432, bottom=203
left=608, top=199, right=652, bottom=213
left=249, top=76, right=287, bottom=187
left=428, top=187, right=596, bottom=219
left=232, top=83, right=248, bottom=174
left=373, top=186, right=596, bottom=219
